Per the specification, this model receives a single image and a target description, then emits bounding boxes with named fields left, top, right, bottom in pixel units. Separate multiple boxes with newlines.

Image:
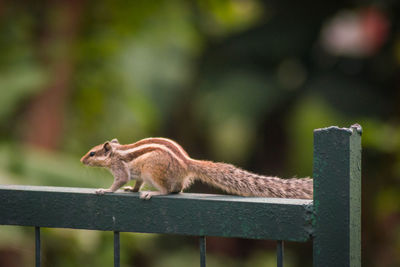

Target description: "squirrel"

left=80, top=137, right=313, bottom=199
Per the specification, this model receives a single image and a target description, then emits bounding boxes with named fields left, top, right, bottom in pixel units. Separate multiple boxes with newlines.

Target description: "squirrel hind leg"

left=139, top=191, right=168, bottom=200
left=168, top=180, right=183, bottom=194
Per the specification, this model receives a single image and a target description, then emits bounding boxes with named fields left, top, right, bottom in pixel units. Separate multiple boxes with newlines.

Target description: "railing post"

left=199, top=236, right=206, bottom=267
left=277, top=240, right=284, bottom=267
left=35, top=226, right=41, bottom=267
left=313, top=125, right=361, bottom=267
left=114, top=231, right=120, bottom=267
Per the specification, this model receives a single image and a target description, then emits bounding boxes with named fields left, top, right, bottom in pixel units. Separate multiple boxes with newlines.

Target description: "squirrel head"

left=80, top=138, right=119, bottom=167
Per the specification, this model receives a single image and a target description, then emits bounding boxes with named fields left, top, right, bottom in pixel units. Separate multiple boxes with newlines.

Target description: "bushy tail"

left=189, top=160, right=313, bottom=199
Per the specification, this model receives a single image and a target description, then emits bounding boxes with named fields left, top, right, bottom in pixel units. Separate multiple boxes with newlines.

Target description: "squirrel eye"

left=89, top=152, right=95, bottom=157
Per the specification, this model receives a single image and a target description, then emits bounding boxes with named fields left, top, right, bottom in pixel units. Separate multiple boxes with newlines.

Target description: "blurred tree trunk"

left=22, top=0, right=82, bottom=150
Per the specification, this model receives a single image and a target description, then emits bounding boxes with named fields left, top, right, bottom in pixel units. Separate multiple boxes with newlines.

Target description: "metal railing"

left=0, top=125, right=362, bottom=267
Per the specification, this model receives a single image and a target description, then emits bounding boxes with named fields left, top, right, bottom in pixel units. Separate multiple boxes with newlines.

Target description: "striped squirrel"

left=80, top=138, right=313, bottom=199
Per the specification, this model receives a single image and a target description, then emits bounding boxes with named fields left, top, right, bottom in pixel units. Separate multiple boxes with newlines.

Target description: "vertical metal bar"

left=35, top=226, right=41, bottom=267
left=313, top=125, right=362, bottom=267
left=277, top=240, right=284, bottom=267
left=199, top=236, right=206, bottom=267
left=114, top=231, right=120, bottom=267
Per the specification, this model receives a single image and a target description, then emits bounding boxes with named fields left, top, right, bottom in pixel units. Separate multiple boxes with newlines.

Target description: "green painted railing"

left=0, top=125, right=362, bottom=267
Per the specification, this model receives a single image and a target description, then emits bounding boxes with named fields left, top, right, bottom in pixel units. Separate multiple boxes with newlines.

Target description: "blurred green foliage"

left=0, top=0, right=399, bottom=266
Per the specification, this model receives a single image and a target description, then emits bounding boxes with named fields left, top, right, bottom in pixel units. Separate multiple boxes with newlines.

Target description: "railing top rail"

left=0, top=185, right=313, bottom=242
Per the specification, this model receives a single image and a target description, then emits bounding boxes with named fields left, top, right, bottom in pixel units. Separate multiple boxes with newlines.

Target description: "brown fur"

left=81, top=138, right=313, bottom=199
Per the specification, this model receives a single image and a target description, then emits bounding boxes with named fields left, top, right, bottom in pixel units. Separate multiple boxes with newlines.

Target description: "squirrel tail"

left=188, top=160, right=313, bottom=199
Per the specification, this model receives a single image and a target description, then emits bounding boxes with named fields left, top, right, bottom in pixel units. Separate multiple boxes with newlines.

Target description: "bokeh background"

left=0, top=0, right=399, bottom=266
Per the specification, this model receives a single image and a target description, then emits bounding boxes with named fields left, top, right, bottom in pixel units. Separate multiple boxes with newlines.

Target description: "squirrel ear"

left=103, top=142, right=112, bottom=152
left=111, top=138, right=119, bottom=144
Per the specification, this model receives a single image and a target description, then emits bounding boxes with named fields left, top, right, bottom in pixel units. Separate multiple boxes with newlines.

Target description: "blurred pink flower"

left=321, top=7, right=389, bottom=57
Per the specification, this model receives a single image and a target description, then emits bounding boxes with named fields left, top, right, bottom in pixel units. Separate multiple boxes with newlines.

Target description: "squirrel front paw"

left=123, top=186, right=135, bottom=192
left=95, top=188, right=111, bottom=195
